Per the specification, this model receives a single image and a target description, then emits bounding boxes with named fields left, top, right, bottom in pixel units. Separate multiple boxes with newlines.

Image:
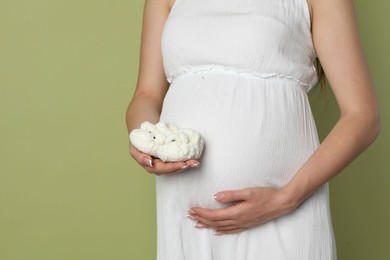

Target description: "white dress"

left=156, top=0, right=337, bottom=259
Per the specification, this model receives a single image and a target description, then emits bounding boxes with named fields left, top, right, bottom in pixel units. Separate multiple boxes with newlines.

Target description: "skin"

left=126, top=0, right=381, bottom=235
left=126, top=0, right=199, bottom=174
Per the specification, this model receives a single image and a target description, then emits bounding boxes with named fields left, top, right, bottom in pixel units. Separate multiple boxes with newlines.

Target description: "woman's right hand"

left=129, top=143, right=200, bottom=176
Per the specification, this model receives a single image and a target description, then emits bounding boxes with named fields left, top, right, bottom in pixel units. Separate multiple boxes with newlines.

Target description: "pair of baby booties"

left=129, top=121, right=204, bottom=162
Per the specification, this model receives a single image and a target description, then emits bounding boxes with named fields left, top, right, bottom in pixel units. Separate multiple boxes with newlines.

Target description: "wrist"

left=276, top=185, right=305, bottom=211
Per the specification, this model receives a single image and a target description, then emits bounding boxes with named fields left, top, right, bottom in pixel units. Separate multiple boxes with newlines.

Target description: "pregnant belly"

left=158, top=73, right=319, bottom=207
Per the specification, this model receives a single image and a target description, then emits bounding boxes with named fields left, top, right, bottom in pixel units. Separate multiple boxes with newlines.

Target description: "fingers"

left=128, top=144, right=154, bottom=167
left=188, top=215, right=236, bottom=228
left=193, top=221, right=236, bottom=230
left=185, top=159, right=201, bottom=168
left=188, top=214, right=249, bottom=235
left=128, top=144, right=153, bottom=167
left=214, top=228, right=248, bottom=235
left=152, top=159, right=189, bottom=175
left=189, top=204, right=243, bottom=221
left=187, top=204, right=250, bottom=235
left=213, top=188, right=253, bottom=203
left=128, top=144, right=200, bottom=175
left=190, top=220, right=248, bottom=235
left=186, top=187, right=286, bottom=235
left=187, top=206, right=243, bottom=230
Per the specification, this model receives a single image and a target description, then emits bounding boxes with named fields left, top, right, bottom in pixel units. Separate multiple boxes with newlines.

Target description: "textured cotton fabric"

left=156, top=0, right=337, bottom=259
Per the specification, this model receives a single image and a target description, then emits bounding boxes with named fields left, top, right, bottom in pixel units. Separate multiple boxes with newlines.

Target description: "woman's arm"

left=126, top=0, right=170, bottom=133
left=126, top=0, right=199, bottom=174
left=187, top=0, right=380, bottom=235
left=280, top=0, right=381, bottom=207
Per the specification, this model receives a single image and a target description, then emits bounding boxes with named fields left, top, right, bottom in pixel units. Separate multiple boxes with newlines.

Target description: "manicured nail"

left=187, top=209, right=195, bottom=214
left=144, top=158, right=153, bottom=167
left=213, top=193, right=225, bottom=201
left=181, top=165, right=188, bottom=169
left=186, top=214, right=196, bottom=220
left=194, top=223, right=204, bottom=228
left=213, top=231, right=222, bottom=235
left=190, top=162, right=200, bottom=167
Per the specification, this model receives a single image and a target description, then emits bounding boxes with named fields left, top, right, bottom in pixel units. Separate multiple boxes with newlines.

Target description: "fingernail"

left=181, top=165, right=188, bottom=169
left=194, top=223, right=204, bottom=228
left=190, top=162, right=200, bottom=167
left=213, top=193, right=225, bottom=201
left=144, top=158, right=153, bottom=167
left=186, top=214, right=196, bottom=220
left=213, top=231, right=222, bottom=235
left=187, top=208, right=195, bottom=214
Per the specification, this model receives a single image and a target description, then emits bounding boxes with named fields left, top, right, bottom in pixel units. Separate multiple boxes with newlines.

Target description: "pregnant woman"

left=126, top=0, right=380, bottom=259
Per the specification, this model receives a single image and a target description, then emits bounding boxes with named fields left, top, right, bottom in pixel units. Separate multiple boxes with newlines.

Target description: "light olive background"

left=0, top=0, right=388, bottom=259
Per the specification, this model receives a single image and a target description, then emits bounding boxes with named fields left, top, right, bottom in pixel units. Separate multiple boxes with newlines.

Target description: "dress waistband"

left=166, top=64, right=316, bottom=91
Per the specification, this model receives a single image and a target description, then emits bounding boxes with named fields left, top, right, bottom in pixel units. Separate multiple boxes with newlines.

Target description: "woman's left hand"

left=187, top=187, right=298, bottom=235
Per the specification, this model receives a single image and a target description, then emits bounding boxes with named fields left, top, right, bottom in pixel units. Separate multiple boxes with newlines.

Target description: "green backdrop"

left=0, top=0, right=388, bottom=259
